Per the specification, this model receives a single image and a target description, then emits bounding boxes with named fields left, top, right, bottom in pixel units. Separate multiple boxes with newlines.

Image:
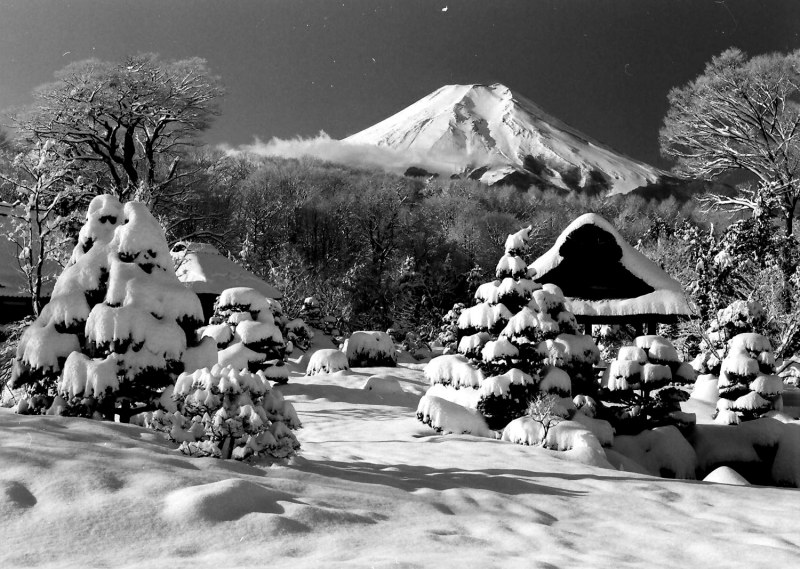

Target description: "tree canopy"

left=13, top=53, right=223, bottom=204
left=660, top=47, right=800, bottom=234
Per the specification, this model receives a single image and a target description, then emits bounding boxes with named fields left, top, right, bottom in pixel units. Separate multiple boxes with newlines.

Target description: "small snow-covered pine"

left=600, top=335, right=695, bottom=433
left=199, top=287, right=302, bottom=384
left=417, top=223, right=598, bottom=435
left=714, top=332, right=782, bottom=423
left=146, top=364, right=300, bottom=460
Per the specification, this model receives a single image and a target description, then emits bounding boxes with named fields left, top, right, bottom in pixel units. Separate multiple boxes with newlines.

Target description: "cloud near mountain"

left=221, top=131, right=492, bottom=176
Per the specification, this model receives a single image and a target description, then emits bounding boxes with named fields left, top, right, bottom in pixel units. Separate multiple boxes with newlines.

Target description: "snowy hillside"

left=3, top=340, right=800, bottom=568
left=344, top=83, right=667, bottom=195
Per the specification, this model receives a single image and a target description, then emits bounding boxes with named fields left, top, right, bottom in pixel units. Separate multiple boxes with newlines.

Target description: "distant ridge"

left=344, top=83, right=670, bottom=195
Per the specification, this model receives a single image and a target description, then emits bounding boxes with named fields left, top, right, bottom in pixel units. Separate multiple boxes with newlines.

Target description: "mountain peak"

left=344, top=83, right=666, bottom=194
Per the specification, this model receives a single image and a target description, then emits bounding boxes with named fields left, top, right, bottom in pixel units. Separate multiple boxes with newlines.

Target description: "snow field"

left=4, top=352, right=800, bottom=568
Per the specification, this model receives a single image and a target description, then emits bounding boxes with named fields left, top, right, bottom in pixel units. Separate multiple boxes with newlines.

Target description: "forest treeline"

left=166, top=150, right=724, bottom=334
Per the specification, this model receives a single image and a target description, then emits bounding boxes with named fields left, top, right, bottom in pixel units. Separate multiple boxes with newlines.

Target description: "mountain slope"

left=344, top=83, right=668, bottom=195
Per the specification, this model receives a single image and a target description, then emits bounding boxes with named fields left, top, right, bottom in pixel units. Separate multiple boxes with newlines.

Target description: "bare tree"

left=0, top=140, right=87, bottom=315
left=12, top=53, right=223, bottom=205
left=660, top=48, right=800, bottom=236
left=527, top=392, right=563, bottom=445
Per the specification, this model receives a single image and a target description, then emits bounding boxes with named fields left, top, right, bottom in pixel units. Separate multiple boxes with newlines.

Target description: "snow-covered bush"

left=146, top=364, right=300, bottom=460
left=10, top=196, right=205, bottom=421
left=343, top=331, right=397, bottom=367
left=199, top=287, right=293, bottom=383
left=714, top=332, right=782, bottom=424
left=599, top=335, right=696, bottom=433
left=306, top=349, right=350, bottom=375
left=693, top=300, right=770, bottom=375
left=436, top=302, right=465, bottom=353
left=416, top=394, right=492, bottom=437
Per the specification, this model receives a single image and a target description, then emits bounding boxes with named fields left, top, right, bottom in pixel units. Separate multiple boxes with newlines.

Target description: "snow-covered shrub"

left=416, top=395, right=492, bottom=437
left=11, top=196, right=205, bottom=421
left=306, top=349, right=350, bottom=375
left=285, top=318, right=314, bottom=351
left=599, top=335, right=696, bottom=434
left=146, top=364, right=300, bottom=460
left=435, top=302, right=464, bottom=353
left=714, top=332, right=782, bottom=424
left=343, top=331, right=397, bottom=367
left=693, top=300, right=771, bottom=376
left=199, top=287, right=292, bottom=383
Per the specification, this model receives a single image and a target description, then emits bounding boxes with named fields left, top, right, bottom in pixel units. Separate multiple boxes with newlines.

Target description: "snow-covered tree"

left=417, top=225, right=599, bottom=432
left=11, top=195, right=207, bottom=421
left=661, top=48, right=800, bottom=238
left=146, top=364, right=300, bottom=460
left=600, top=335, right=696, bottom=433
left=0, top=139, right=88, bottom=315
left=198, top=287, right=292, bottom=384
left=14, top=53, right=223, bottom=204
left=714, top=333, right=783, bottom=425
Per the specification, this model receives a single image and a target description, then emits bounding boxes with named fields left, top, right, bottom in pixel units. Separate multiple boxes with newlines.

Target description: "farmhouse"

left=171, top=241, right=282, bottom=319
left=529, top=213, right=691, bottom=333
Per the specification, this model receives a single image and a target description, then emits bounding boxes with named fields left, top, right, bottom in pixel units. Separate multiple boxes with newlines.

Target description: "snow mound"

left=306, top=349, right=350, bottom=375
left=218, top=343, right=266, bottom=371
left=501, top=416, right=545, bottom=445
left=343, top=331, right=397, bottom=367
left=362, top=374, right=405, bottom=396
left=416, top=395, right=492, bottom=437
left=457, top=332, right=492, bottom=358
left=703, top=466, right=750, bottom=486
left=539, top=366, right=571, bottom=396
left=424, top=355, right=484, bottom=388
left=163, top=478, right=285, bottom=522
left=612, top=426, right=697, bottom=479
left=216, top=287, right=270, bottom=314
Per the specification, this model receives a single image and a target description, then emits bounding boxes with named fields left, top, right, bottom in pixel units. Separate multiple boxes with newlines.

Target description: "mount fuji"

left=344, top=83, right=673, bottom=195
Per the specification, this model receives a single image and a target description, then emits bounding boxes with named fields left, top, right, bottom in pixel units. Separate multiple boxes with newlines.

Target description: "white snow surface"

left=343, top=83, right=664, bottom=195
left=530, top=214, right=691, bottom=318
left=4, top=342, right=800, bottom=568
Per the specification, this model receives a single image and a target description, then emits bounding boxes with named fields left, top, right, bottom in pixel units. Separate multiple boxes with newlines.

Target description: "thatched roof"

left=171, top=242, right=282, bottom=300
left=529, top=213, right=691, bottom=322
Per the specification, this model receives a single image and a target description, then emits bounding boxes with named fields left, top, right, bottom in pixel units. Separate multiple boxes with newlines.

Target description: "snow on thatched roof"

left=529, top=213, right=690, bottom=320
left=172, top=242, right=282, bottom=300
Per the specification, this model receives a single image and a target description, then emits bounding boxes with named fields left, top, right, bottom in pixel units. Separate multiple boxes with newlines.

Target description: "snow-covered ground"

left=3, top=340, right=800, bottom=568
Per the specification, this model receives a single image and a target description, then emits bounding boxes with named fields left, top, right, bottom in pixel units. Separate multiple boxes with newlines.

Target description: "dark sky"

left=1, top=0, right=799, bottom=168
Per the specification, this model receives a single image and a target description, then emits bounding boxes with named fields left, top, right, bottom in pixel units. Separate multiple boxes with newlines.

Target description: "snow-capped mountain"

left=344, top=83, right=668, bottom=195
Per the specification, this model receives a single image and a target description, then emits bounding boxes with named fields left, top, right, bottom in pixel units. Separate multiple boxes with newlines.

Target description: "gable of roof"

left=529, top=213, right=691, bottom=319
